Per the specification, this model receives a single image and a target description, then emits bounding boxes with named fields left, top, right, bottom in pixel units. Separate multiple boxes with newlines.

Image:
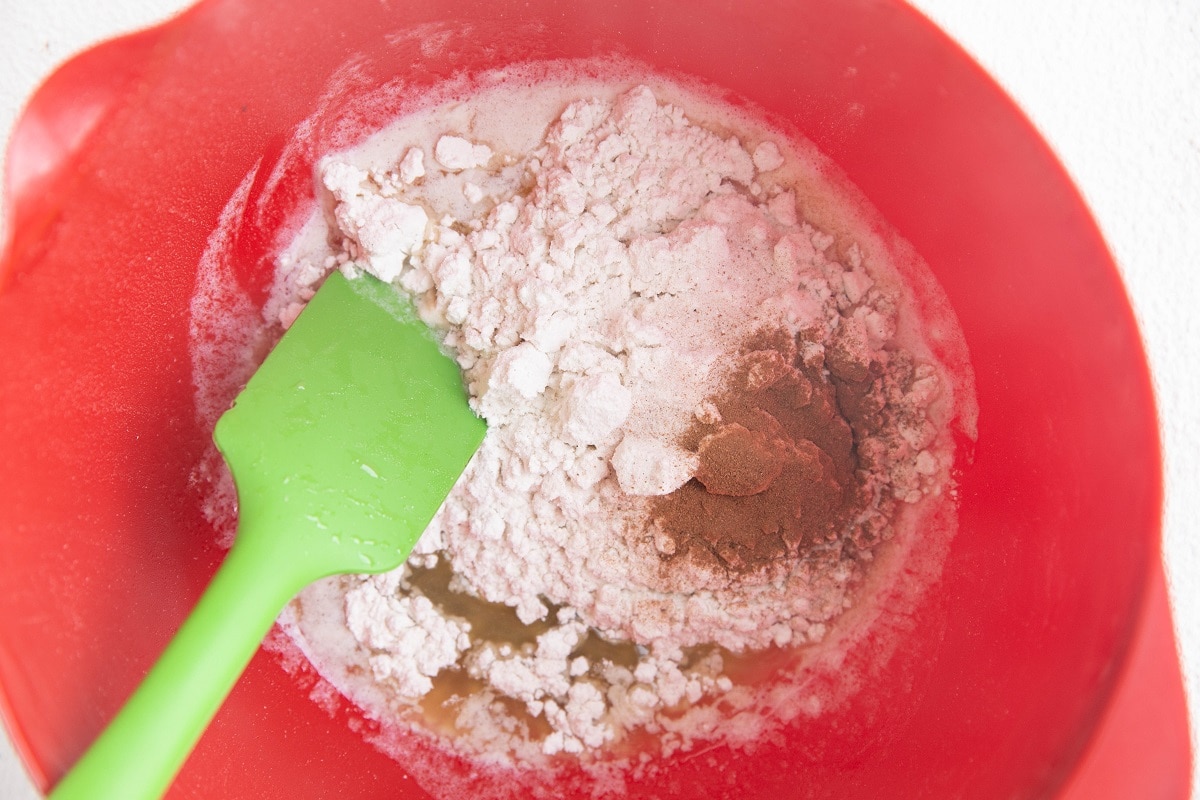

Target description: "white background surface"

left=1, top=1, right=1196, bottom=797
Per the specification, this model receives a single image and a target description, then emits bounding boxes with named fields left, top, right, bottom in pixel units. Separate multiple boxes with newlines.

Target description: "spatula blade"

left=213, top=270, right=485, bottom=579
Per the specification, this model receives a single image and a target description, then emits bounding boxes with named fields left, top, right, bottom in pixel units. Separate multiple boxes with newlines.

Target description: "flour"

left=344, top=575, right=472, bottom=697
left=190, top=60, right=975, bottom=793
left=267, top=80, right=958, bottom=760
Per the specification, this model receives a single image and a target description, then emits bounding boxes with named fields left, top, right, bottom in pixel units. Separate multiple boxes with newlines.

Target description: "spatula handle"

left=49, top=537, right=300, bottom=800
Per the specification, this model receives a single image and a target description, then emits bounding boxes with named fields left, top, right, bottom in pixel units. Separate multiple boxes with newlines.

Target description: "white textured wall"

left=2, top=1, right=1196, bottom=797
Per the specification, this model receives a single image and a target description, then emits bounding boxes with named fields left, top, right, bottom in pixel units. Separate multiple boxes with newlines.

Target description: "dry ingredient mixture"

left=191, top=62, right=974, bottom=793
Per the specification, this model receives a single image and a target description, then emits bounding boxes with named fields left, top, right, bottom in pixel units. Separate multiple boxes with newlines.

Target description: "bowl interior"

left=0, top=0, right=1161, bottom=797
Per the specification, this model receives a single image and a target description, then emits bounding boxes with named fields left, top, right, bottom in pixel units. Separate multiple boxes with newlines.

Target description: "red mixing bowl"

left=0, top=0, right=1186, bottom=797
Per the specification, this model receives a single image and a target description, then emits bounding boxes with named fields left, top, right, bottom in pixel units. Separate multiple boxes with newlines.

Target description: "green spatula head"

left=215, top=269, right=486, bottom=580
left=51, top=270, right=485, bottom=800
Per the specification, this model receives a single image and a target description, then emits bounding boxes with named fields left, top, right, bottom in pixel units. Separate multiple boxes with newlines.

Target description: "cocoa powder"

left=650, top=328, right=868, bottom=575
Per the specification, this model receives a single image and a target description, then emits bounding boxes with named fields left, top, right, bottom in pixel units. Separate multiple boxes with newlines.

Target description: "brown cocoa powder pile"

left=650, top=326, right=882, bottom=575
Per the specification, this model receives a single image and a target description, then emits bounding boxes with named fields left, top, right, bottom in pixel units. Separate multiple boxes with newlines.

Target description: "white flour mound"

left=191, top=60, right=976, bottom=794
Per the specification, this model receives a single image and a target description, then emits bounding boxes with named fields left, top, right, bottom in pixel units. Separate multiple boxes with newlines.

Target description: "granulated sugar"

left=190, top=59, right=976, bottom=798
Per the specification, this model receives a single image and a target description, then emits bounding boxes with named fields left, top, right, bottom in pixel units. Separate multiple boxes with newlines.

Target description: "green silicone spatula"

left=50, top=270, right=486, bottom=800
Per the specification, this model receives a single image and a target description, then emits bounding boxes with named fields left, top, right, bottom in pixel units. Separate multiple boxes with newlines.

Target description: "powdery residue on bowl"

left=189, top=57, right=976, bottom=799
